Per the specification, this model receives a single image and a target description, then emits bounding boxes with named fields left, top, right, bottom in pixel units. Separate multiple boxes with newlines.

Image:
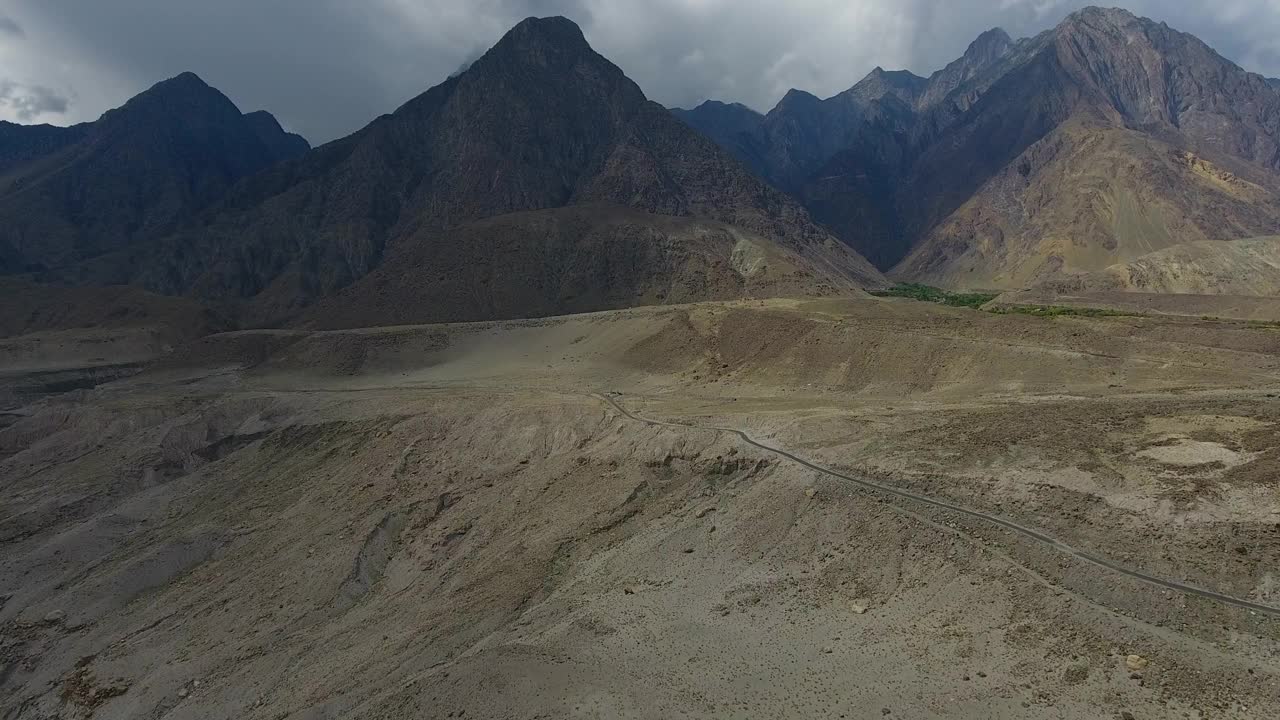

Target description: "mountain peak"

left=1059, top=5, right=1144, bottom=32
left=147, top=71, right=215, bottom=96
left=509, top=15, right=583, bottom=35
left=974, top=27, right=1012, bottom=43
left=846, top=67, right=927, bottom=105
left=457, top=14, right=618, bottom=89
left=961, top=27, right=1013, bottom=65
left=127, top=71, right=229, bottom=107
left=102, top=71, right=241, bottom=127
left=490, top=15, right=591, bottom=57
left=242, top=110, right=311, bottom=156
left=691, top=99, right=758, bottom=114
left=777, top=88, right=821, bottom=108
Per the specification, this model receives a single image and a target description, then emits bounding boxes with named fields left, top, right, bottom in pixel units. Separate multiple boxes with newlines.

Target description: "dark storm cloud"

left=2, top=1, right=1278, bottom=143
left=0, top=80, right=70, bottom=120
left=3, top=0, right=601, bottom=143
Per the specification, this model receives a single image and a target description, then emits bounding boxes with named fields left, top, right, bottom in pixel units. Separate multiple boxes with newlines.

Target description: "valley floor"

left=2, top=298, right=1279, bottom=719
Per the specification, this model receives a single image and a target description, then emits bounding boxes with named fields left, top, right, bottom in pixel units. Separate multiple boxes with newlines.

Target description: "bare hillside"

left=3, top=299, right=1279, bottom=718
left=1044, top=236, right=1280, bottom=295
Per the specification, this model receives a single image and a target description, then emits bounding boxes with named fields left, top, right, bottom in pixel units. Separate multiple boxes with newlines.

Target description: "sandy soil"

left=990, top=288, right=1280, bottom=322
left=2, top=297, right=1278, bottom=718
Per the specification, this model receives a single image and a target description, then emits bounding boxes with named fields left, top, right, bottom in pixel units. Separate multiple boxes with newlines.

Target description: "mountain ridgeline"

left=676, top=7, right=1280, bottom=288
left=3, top=17, right=883, bottom=327
left=0, top=73, right=309, bottom=275
left=4, top=6, right=1280, bottom=334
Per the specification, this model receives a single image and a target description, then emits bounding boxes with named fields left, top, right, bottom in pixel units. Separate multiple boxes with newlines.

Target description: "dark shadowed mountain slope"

left=0, top=73, right=310, bottom=275
left=299, top=204, right=862, bottom=329
left=243, top=110, right=310, bottom=159
left=670, top=101, right=764, bottom=165
left=675, top=26, right=1019, bottom=267
left=0, top=122, right=89, bottom=176
left=81, top=16, right=882, bottom=325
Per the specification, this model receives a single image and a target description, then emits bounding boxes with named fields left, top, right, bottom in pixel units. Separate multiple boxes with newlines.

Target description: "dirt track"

left=2, top=298, right=1279, bottom=718
left=600, top=392, right=1280, bottom=618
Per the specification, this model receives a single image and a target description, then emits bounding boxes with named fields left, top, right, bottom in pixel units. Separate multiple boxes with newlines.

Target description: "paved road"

left=598, top=393, right=1280, bottom=619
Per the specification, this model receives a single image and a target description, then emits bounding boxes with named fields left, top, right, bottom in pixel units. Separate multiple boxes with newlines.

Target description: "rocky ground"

left=2, top=297, right=1278, bottom=718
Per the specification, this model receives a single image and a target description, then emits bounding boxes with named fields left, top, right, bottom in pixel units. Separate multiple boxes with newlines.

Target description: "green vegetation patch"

left=874, top=283, right=1145, bottom=319
left=872, top=283, right=1000, bottom=309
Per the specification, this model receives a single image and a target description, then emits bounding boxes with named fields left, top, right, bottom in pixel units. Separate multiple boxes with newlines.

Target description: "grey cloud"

left=0, top=14, right=23, bottom=37
left=3, top=1, right=1279, bottom=143
left=7, top=0, right=600, bottom=143
left=0, top=80, right=70, bottom=120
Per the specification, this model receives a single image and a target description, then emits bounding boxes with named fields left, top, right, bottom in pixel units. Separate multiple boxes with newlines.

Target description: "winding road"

left=598, top=392, right=1280, bottom=619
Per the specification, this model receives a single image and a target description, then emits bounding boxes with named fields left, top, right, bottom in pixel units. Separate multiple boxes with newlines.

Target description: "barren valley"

left=3, top=297, right=1278, bottom=718
left=5, top=5, right=1280, bottom=718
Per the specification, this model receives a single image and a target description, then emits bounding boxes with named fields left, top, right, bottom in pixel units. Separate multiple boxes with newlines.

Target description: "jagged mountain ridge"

left=0, top=73, right=310, bottom=275
left=677, top=6, right=1280, bottom=288
left=673, top=23, right=1023, bottom=267
left=70, top=16, right=883, bottom=325
left=895, top=6, right=1280, bottom=287
left=7, top=6, right=1277, bottom=315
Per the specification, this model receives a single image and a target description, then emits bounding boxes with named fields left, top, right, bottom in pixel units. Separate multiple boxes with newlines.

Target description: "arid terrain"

left=5, top=4, right=1280, bottom=719
left=3, top=296, right=1279, bottom=719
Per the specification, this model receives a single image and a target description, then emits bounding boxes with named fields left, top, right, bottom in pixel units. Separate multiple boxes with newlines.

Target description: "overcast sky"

left=2, top=0, right=1279, bottom=144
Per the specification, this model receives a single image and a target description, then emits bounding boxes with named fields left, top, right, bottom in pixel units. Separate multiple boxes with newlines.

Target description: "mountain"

left=0, top=121, right=89, bottom=176
left=682, top=7, right=1280, bottom=288
left=242, top=110, right=310, bottom=159
left=0, top=73, right=310, bottom=275
left=670, top=101, right=763, bottom=162
left=679, top=83, right=914, bottom=267
left=74, top=16, right=883, bottom=325
left=915, top=28, right=1014, bottom=111
left=675, top=26, right=1019, bottom=268
left=894, top=6, right=1280, bottom=287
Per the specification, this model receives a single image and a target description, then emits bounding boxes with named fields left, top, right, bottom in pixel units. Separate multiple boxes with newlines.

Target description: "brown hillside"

left=296, top=205, right=866, bottom=329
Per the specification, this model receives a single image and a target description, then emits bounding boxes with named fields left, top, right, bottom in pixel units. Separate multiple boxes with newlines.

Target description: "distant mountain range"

left=3, top=5, right=1280, bottom=332
left=676, top=6, right=1280, bottom=289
